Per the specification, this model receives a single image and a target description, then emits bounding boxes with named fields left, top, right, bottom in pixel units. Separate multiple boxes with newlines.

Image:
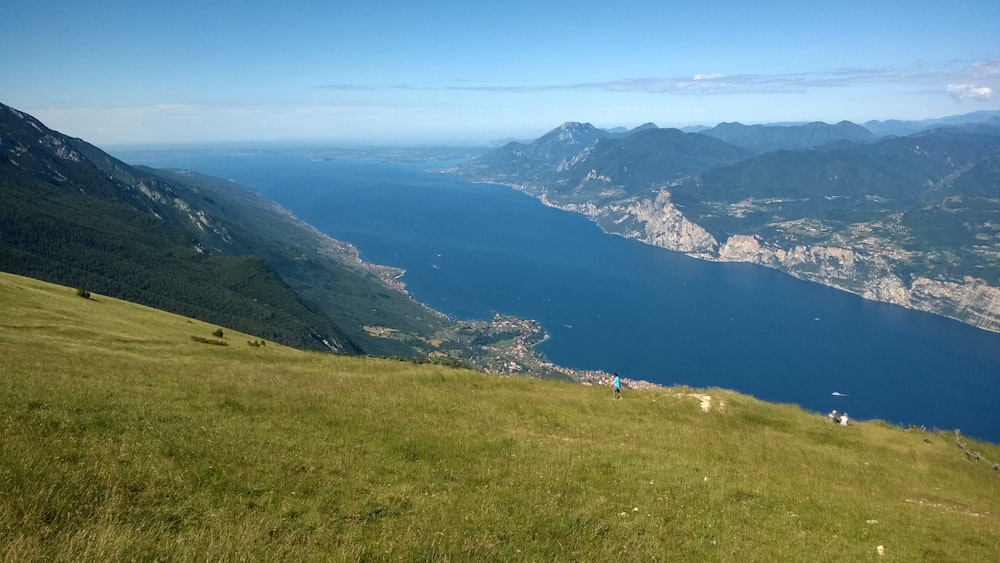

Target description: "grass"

left=1, top=271, right=999, bottom=561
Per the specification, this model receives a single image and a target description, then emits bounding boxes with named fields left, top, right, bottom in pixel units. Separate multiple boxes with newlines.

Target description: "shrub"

left=75, top=288, right=91, bottom=299
left=212, top=328, right=224, bottom=338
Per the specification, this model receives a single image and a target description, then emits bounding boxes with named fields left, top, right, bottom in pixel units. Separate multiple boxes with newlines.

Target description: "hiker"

left=840, top=413, right=849, bottom=426
left=828, top=410, right=838, bottom=423
left=612, top=373, right=621, bottom=399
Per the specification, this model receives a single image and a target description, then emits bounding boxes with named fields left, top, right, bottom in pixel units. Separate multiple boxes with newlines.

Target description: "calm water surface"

left=119, top=146, right=1000, bottom=442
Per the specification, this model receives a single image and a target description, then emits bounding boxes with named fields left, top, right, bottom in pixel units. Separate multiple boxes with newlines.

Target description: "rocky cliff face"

left=717, top=233, right=910, bottom=303
left=620, top=191, right=719, bottom=255
left=552, top=187, right=1000, bottom=333
left=908, top=276, right=1000, bottom=331
left=680, top=208, right=1000, bottom=332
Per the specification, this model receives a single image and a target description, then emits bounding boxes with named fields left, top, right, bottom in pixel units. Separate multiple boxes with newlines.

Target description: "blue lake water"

left=118, top=146, right=1000, bottom=442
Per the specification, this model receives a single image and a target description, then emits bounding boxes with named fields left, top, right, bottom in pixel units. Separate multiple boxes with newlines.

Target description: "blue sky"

left=3, top=1, right=999, bottom=145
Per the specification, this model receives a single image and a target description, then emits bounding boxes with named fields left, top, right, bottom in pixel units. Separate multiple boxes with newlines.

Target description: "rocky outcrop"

left=553, top=190, right=718, bottom=256
left=713, top=234, right=1000, bottom=331
left=909, top=276, right=1000, bottom=331
left=597, top=197, right=1000, bottom=333
left=718, top=234, right=765, bottom=262
left=860, top=275, right=912, bottom=307
left=626, top=191, right=718, bottom=255
left=475, top=176, right=1000, bottom=334
left=718, top=234, right=913, bottom=306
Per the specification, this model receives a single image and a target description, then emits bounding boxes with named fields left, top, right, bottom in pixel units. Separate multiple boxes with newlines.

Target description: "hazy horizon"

left=4, top=1, right=999, bottom=145
left=84, top=108, right=995, bottom=155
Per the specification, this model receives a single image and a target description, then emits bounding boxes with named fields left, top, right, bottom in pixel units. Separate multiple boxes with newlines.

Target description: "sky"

left=3, top=0, right=999, bottom=146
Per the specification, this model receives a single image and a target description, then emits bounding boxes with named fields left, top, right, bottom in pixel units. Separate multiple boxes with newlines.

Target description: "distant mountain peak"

left=508, top=122, right=612, bottom=162
left=558, top=121, right=592, bottom=130
left=551, top=122, right=601, bottom=142
left=630, top=122, right=659, bottom=133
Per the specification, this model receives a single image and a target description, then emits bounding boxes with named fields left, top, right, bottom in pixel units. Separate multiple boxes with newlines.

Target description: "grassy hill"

left=2, top=271, right=998, bottom=561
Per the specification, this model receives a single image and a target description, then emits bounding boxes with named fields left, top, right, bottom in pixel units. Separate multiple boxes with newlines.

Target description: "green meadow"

left=1, top=271, right=998, bottom=561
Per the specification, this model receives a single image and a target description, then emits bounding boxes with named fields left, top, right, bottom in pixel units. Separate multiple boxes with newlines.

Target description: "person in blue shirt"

left=612, top=373, right=621, bottom=399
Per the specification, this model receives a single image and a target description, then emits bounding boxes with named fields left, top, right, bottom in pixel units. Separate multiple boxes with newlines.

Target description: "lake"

left=117, top=145, right=1000, bottom=442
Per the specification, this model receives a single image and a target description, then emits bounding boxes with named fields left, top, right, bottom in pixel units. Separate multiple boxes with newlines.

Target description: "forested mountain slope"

left=0, top=103, right=360, bottom=352
left=0, top=103, right=588, bottom=376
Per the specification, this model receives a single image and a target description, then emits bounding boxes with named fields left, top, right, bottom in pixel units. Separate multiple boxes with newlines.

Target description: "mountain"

left=527, top=122, right=611, bottom=160
left=459, top=117, right=1000, bottom=333
left=605, top=122, right=659, bottom=135
left=459, top=123, right=752, bottom=204
left=939, top=154, right=1000, bottom=198
left=539, top=127, right=753, bottom=204
left=698, top=120, right=879, bottom=153
left=464, top=122, right=614, bottom=186
left=671, top=129, right=1000, bottom=282
left=0, top=103, right=362, bottom=353
left=683, top=128, right=1000, bottom=206
left=864, top=110, right=1000, bottom=137
left=0, top=102, right=607, bottom=378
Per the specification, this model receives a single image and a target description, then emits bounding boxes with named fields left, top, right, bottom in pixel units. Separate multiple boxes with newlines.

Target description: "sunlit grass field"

left=2, top=271, right=998, bottom=561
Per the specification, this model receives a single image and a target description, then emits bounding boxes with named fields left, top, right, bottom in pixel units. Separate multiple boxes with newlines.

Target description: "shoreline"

left=468, top=177, right=1000, bottom=336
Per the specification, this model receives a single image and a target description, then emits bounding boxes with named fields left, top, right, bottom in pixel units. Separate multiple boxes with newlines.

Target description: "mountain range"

left=0, top=102, right=575, bottom=378
left=4, top=99, right=1000, bottom=368
left=4, top=102, right=998, bottom=559
left=458, top=113, right=1000, bottom=333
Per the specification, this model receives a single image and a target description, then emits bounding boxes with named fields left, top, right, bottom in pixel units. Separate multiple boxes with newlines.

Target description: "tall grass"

left=1, top=272, right=998, bottom=560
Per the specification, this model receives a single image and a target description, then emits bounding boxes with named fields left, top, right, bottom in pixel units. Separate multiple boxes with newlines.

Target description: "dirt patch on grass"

left=676, top=393, right=725, bottom=412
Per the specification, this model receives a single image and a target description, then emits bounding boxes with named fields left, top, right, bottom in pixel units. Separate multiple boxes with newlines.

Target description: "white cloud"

left=946, top=83, right=994, bottom=101
left=968, top=59, right=1000, bottom=77
left=312, top=58, right=1000, bottom=100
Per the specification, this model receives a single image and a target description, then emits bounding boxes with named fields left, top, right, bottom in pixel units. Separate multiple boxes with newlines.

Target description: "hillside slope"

left=0, top=102, right=568, bottom=371
left=0, top=102, right=360, bottom=353
left=2, top=272, right=998, bottom=560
